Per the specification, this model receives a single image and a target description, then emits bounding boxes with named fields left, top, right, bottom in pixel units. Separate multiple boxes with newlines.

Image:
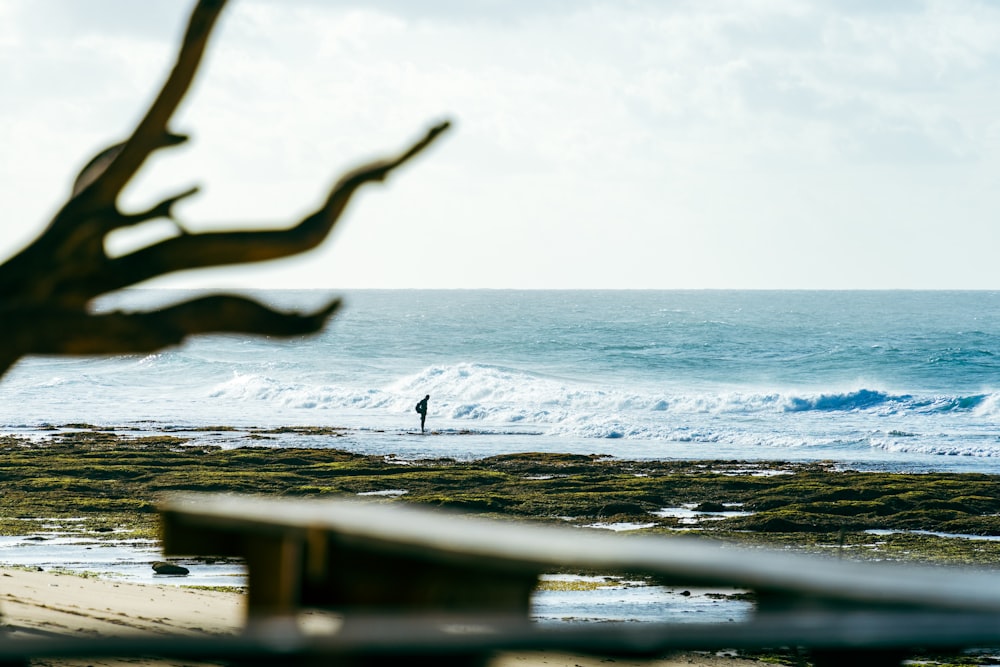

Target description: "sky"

left=2, top=0, right=1000, bottom=290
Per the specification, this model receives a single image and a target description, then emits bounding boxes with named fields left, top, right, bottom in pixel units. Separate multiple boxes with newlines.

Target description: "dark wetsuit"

left=415, top=395, right=429, bottom=433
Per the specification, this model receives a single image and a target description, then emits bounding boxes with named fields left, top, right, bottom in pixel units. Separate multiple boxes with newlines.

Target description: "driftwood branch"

left=0, top=0, right=450, bottom=379
left=6, top=296, right=342, bottom=356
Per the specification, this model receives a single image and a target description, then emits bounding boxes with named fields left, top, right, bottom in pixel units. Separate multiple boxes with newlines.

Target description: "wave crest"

left=783, top=389, right=898, bottom=413
left=204, top=365, right=1000, bottom=453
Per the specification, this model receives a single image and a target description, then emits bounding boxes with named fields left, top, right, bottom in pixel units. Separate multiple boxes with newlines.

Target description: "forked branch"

left=0, top=0, right=450, bottom=379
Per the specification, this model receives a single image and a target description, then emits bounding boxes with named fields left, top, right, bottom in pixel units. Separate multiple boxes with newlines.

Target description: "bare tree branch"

left=82, top=0, right=226, bottom=209
left=5, top=297, right=341, bottom=357
left=71, top=133, right=190, bottom=199
left=0, top=0, right=451, bottom=379
left=105, top=121, right=451, bottom=290
left=119, top=186, right=201, bottom=227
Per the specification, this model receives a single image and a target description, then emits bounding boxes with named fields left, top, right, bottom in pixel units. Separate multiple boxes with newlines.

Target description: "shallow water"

left=533, top=575, right=751, bottom=624
left=0, top=536, right=751, bottom=624
left=0, top=535, right=244, bottom=588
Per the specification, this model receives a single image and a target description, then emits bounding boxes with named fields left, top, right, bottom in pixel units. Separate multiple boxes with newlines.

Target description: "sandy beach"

left=0, top=568, right=242, bottom=639
left=0, top=566, right=769, bottom=667
left=0, top=566, right=240, bottom=666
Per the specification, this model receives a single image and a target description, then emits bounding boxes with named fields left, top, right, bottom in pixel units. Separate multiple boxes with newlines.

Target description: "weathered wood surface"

left=160, top=493, right=1000, bottom=617
left=155, top=492, right=1000, bottom=667
left=1, top=610, right=1000, bottom=662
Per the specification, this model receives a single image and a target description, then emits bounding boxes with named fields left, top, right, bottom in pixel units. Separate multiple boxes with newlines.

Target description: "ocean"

left=2, top=289, right=1000, bottom=473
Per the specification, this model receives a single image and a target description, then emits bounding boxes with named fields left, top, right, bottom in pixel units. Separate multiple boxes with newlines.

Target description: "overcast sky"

left=2, top=0, right=1000, bottom=290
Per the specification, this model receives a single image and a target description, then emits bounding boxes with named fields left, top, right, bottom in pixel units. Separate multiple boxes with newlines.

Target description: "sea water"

left=2, top=289, right=999, bottom=622
left=2, top=289, right=999, bottom=472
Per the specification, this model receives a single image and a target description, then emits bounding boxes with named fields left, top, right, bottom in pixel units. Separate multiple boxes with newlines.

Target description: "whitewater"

left=3, top=289, right=1000, bottom=473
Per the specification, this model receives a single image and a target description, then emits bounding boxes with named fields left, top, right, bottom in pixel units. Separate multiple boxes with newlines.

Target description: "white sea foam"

left=186, top=362, right=1000, bottom=461
left=973, top=393, right=1000, bottom=419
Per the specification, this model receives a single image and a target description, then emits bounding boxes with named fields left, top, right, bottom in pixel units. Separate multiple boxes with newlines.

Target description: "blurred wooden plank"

left=2, top=610, right=1000, bottom=660
left=160, top=493, right=1000, bottom=617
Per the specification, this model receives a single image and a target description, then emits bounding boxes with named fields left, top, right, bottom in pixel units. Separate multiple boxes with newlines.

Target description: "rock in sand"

left=152, top=561, right=189, bottom=576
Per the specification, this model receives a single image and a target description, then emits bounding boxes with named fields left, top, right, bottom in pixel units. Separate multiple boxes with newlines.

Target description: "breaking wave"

left=205, top=363, right=1000, bottom=455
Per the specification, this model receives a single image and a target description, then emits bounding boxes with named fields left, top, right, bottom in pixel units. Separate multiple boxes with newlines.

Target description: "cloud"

left=253, top=0, right=603, bottom=24
left=4, top=0, right=1000, bottom=289
left=10, top=0, right=187, bottom=41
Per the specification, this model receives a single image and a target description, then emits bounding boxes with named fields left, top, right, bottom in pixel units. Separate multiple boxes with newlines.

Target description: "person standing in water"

left=415, top=394, right=430, bottom=433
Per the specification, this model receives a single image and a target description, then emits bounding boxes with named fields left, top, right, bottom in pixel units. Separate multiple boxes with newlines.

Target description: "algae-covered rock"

left=733, top=513, right=857, bottom=533
left=7, top=427, right=1000, bottom=569
left=694, top=501, right=726, bottom=512
left=598, top=501, right=651, bottom=518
